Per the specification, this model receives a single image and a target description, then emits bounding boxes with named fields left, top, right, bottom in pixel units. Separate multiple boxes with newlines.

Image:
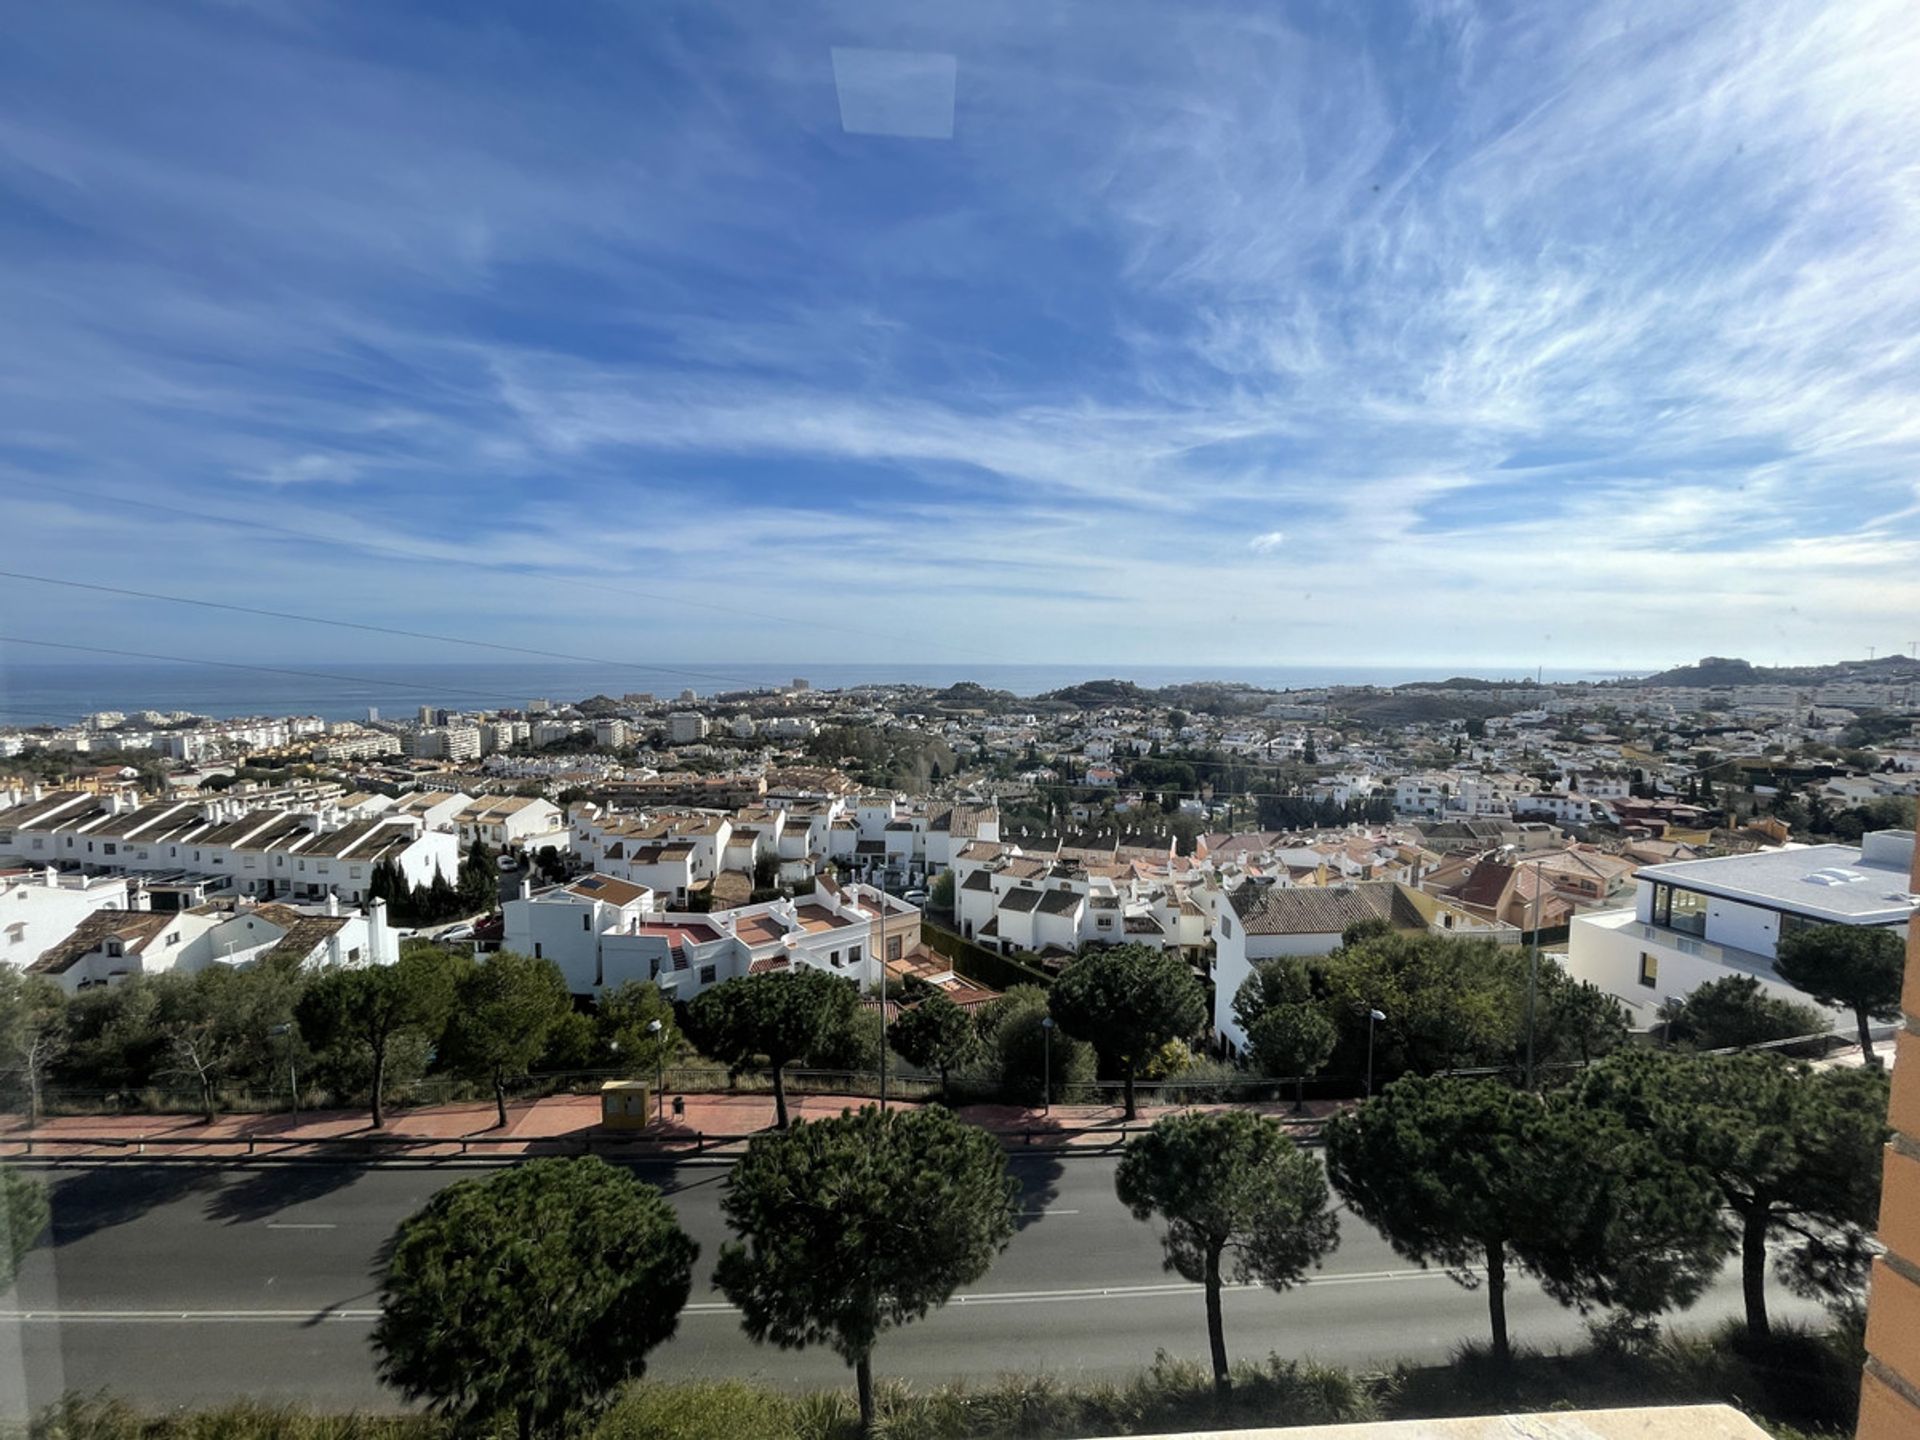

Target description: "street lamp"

left=268, top=1023, right=298, bottom=1117
left=1364, top=1009, right=1386, bottom=1100
left=1040, top=1016, right=1055, bottom=1115
left=647, top=1018, right=665, bottom=1124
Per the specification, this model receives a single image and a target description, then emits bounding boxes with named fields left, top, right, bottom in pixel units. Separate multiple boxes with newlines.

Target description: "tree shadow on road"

left=1007, top=1147, right=1068, bottom=1232
left=203, top=1162, right=371, bottom=1225
left=43, top=1165, right=222, bottom=1246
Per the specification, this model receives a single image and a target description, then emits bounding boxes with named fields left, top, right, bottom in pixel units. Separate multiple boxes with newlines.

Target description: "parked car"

left=439, top=924, right=476, bottom=942
left=902, top=888, right=929, bottom=906
left=496, top=853, right=520, bottom=872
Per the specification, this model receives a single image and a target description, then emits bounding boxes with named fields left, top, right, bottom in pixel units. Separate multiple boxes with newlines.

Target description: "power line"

left=0, top=570, right=767, bottom=690
left=0, top=635, right=602, bottom=707
left=19, top=484, right=1005, bottom=663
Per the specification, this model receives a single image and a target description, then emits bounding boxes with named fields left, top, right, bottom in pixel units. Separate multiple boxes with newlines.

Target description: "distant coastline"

left=0, top=660, right=1643, bottom=726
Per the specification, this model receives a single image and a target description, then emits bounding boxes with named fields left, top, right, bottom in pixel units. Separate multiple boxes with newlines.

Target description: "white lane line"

left=264, top=1223, right=337, bottom=1230
left=1017, top=1209, right=1081, bottom=1216
left=0, top=1268, right=1470, bottom=1324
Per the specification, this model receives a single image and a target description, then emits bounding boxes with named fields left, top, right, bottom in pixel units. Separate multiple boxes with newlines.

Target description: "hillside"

left=1629, top=655, right=1920, bottom=688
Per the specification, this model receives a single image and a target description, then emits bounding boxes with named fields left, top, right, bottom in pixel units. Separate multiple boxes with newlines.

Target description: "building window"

left=5, top=923, right=23, bottom=945
left=699, top=964, right=717, bottom=985
left=350, top=867, right=362, bottom=880
left=887, top=935, right=903, bottom=962
left=1651, top=884, right=1707, bottom=937
left=582, top=914, right=591, bottom=931
left=165, top=932, right=180, bottom=947
left=103, top=842, right=116, bottom=856
left=533, top=943, right=542, bottom=959
left=849, top=944, right=862, bottom=964
left=348, top=947, right=361, bottom=962
left=1637, top=952, right=1658, bottom=988
left=30, top=838, right=42, bottom=851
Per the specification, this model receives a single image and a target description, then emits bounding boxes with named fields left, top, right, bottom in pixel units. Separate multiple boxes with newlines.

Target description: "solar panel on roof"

left=576, top=877, right=604, bottom=891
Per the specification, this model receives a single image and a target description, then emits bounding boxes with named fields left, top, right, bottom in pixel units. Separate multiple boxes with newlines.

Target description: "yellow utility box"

left=599, top=1079, right=654, bottom=1129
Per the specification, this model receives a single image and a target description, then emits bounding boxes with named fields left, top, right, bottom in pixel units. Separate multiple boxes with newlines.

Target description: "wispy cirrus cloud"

left=0, top=0, right=1917, bottom=671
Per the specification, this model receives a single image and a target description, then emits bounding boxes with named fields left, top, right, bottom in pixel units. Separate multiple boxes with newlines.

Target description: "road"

left=0, top=1154, right=1821, bottom=1413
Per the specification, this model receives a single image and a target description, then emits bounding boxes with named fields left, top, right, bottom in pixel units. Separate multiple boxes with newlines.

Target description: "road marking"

left=0, top=1268, right=1472, bottom=1324
left=263, top=1223, right=337, bottom=1230
left=1017, top=1208, right=1081, bottom=1216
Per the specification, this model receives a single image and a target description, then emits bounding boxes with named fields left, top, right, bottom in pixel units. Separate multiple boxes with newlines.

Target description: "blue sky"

left=3, top=0, right=1919, bottom=674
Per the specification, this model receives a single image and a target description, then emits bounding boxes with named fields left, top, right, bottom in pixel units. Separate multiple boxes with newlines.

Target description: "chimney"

left=41, top=866, right=57, bottom=888
left=518, top=877, right=532, bottom=901
left=325, top=891, right=340, bottom=917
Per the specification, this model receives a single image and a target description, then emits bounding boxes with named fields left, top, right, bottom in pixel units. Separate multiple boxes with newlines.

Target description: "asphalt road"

left=0, top=1154, right=1822, bottom=1414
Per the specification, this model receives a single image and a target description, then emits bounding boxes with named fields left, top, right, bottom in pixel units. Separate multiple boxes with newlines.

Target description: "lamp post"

left=647, top=1018, right=664, bottom=1124
left=1041, top=1015, right=1055, bottom=1115
left=1524, top=859, right=1544, bottom=1090
left=1365, top=1009, right=1385, bottom=1100
left=268, top=1023, right=298, bottom=1117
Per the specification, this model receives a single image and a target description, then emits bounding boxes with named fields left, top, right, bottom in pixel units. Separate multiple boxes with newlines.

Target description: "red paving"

left=0, top=1091, right=1337, bottom=1161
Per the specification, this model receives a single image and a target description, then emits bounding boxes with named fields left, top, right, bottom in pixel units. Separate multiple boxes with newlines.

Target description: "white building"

left=23, top=893, right=400, bottom=993
left=1565, top=830, right=1917, bottom=1034
left=1212, top=878, right=1511, bottom=1051
left=503, top=873, right=915, bottom=1000
left=667, top=713, right=710, bottom=744
left=594, top=719, right=631, bottom=749
left=2, top=868, right=139, bottom=969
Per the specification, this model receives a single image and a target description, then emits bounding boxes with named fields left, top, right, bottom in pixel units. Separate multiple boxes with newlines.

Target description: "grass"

left=14, top=1317, right=1863, bottom=1439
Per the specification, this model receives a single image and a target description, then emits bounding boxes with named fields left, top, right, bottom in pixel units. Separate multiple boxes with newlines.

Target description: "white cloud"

left=1247, top=530, right=1285, bottom=553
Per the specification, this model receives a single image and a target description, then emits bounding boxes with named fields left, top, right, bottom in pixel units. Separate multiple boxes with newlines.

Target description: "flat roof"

left=1636, top=838, right=1919, bottom=924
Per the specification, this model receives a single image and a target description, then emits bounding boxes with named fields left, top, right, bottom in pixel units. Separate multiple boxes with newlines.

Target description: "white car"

left=902, top=888, right=929, bottom=906
left=439, top=924, right=476, bottom=942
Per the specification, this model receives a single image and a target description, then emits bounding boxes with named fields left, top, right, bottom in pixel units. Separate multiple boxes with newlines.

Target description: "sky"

left=3, top=0, right=1920, bottom=675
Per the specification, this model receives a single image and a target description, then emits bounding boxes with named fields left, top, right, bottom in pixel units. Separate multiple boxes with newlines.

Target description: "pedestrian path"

left=0, top=1089, right=1338, bottom=1161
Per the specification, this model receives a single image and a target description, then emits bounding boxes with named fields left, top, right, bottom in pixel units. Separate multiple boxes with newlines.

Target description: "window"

left=30, top=838, right=42, bottom=851
left=887, top=935, right=903, bottom=961
left=848, top=944, right=862, bottom=964
left=103, top=842, right=116, bottom=855
left=5, top=922, right=24, bottom=945
left=1638, top=951, right=1658, bottom=988
left=699, top=964, right=717, bottom=985
left=350, top=866, right=362, bottom=879
left=1651, top=883, right=1707, bottom=937
left=166, top=931, right=180, bottom=946
left=582, top=913, right=590, bottom=930
left=533, top=942, right=542, bottom=959
left=243, top=856, right=256, bottom=869
left=348, top=947, right=361, bottom=962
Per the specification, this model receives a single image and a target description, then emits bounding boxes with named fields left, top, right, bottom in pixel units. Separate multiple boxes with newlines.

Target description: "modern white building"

left=1564, top=830, right=1917, bottom=1033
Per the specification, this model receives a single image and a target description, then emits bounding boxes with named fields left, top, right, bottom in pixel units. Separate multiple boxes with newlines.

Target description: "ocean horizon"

left=0, top=660, right=1643, bottom=727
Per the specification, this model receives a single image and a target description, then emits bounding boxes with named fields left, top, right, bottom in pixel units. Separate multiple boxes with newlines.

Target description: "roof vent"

left=1805, top=867, right=1869, bottom=886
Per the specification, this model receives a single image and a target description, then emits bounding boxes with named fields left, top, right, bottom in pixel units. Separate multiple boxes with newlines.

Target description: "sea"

left=0, top=660, right=1643, bottom=727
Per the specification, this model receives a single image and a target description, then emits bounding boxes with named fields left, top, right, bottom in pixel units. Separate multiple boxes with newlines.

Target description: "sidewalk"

left=0, top=1090, right=1337, bottom=1162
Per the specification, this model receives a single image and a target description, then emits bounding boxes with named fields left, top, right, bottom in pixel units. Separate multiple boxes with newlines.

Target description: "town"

left=7, top=654, right=1917, bottom=1045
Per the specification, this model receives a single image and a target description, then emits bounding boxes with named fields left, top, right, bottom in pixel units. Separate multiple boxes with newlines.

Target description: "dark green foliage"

left=1116, top=1110, right=1338, bottom=1391
left=596, top=980, right=679, bottom=1076
left=456, top=839, right=496, bottom=915
left=1658, top=975, right=1827, bottom=1052
left=714, top=1105, right=1017, bottom=1434
left=1529, top=970, right=1630, bottom=1067
left=889, top=992, right=981, bottom=1103
left=0, top=967, right=69, bottom=1124
left=1232, top=959, right=1336, bottom=1108
left=374, top=1157, right=696, bottom=1438
left=1049, top=944, right=1206, bottom=1118
left=1773, top=923, right=1902, bottom=1064
left=440, top=950, right=570, bottom=1129
left=1314, top=932, right=1522, bottom=1080
left=1569, top=1050, right=1888, bottom=1339
left=982, top=984, right=1094, bottom=1103
left=153, top=960, right=305, bottom=1124
left=0, top=1170, right=49, bottom=1289
left=296, top=943, right=456, bottom=1128
left=684, top=969, right=859, bottom=1128
left=1326, top=1075, right=1726, bottom=1364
